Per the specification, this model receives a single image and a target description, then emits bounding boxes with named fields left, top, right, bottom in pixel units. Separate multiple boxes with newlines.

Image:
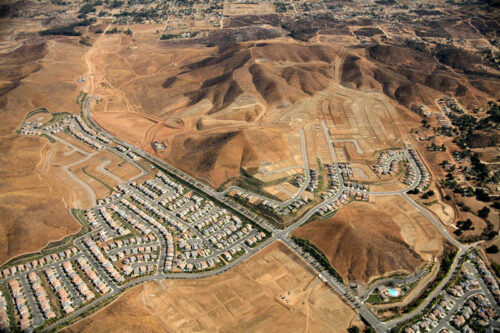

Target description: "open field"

left=63, top=242, right=363, bottom=333
left=0, top=29, right=87, bottom=264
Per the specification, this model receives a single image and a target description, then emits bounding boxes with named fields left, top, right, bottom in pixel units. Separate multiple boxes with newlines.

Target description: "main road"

left=76, top=95, right=473, bottom=332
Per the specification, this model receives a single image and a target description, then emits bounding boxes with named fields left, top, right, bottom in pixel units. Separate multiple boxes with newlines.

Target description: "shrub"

left=478, top=206, right=490, bottom=219
left=486, top=245, right=499, bottom=254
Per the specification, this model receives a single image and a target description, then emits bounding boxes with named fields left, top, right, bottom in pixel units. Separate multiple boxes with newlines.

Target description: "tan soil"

left=293, top=196, right=444, bottom=284
left=62, top=242, right=363, bottom=333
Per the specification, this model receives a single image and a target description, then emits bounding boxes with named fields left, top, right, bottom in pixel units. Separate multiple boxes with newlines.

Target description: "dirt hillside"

left=293, top=201, right=425, bottom=283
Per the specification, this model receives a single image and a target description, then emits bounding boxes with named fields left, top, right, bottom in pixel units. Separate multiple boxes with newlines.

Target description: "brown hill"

left=341, top=44, right=499, bottom=108
left=0, top=41, right=47, bottom=97
left=161, top=43, right=339, bottom=115
left=152, top=41, right=499, bottom=187
left=434, top=47, right=482, bottom=72
left=293, top=202, right=424, bottom=283
left=164, top=127, right=289, bottom=187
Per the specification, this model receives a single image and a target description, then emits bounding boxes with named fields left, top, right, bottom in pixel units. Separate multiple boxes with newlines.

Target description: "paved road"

left=432, top=289, right=480, bottom=332
left=359, top=268, right=427, bottom=302
left=401, top=193, right=464, bottom=251
left=107, top=242, right=160, bottom=256
left=330, top=138, right=364, bottom=154
left=97, top=160, right=124, bottom=183
left=61, top=150, right=98, bottom=206
left=54, top=264, right=83, bottom=307
left=42, top=235, right=275, bottom=332
left=44, top=130, right=89, bottom=155
left=221, top=129, right=311, bottom=209
left=465, top=262, right=500, bottom=314
left=258, top=164, right=302, bottom=175
left=19, top=273, right=44, bottom=327
left=75, top=240, right=118, bottom=291
left=279, top=128, right=310, bottom=207
left=54, top=94, right=470, bottom=333
left=383, top=251, right=465, bottom=329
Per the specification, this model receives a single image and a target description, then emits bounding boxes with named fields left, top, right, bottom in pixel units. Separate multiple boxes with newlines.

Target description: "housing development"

left=0, top=0, right=499, bottom=332
left=0, top=88, right=495, bottom=332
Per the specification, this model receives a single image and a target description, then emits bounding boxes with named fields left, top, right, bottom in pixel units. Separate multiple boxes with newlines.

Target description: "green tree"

left=478, top=206, right=490, bottom=219
left=486, top=245, right=499, bottom=254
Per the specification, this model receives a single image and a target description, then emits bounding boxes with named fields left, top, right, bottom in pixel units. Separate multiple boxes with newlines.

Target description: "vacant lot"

left=63, top=242, right=363, bottom=333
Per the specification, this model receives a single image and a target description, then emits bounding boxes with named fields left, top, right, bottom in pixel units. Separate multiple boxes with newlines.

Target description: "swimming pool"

left=388, top=288, right=400, bottom=297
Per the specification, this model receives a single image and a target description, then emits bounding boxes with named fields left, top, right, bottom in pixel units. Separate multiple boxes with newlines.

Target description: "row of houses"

left=185, top=200, right=214, bottom=223
left=131, top=182, right=158, bottom=200
left=83, top=238, right=125, bottom=284
left=67, top=124, right=103, bottom=150
left=159, top=191, right=182, bottom=209
left=156, top=172, right=184, bottom=194
left=1, top=247, right=78, bottom=279
left=114, top=144, right=128, bottom=153
left=18, top=121, right=43, bottom=136
left=8, top=279, right=31, bottom=331
left=143, top=178, right=174, bottom=197
left=232, top=191, right=268, bottom=207
left=475, top=258, right=500, bottom=298
left=27, top=272, right=56, bottom=320
left=286, top=198, right=308, bottom=213
left=73, top=115, right=97, bottom=137
left=346, top=188, right=369, bottom=201
left=128, top=264, right=157, bottom=277
left=61, top=261, right=95, bottom=302
left=317, top=192, right=349, bottom=216
left=451, top=293, right=496, bottom=330
left=75, top=257, right=111, bottom=295
left=117, top=198, right=178, bottom=272
left=128, top=195, right=186, bottom=233
left=325, top=164, right=340, bottom=187
left=208, top=228, right=249, bottom=250
left=97, top=207, right=129, bottom=236
left=221, top=245, right=245, bottom=263
left=177, top=194, right=205, bottom=220
left=306, top=169, right=319, bottom=192
left=109, top=202, right=152, bottom=235
left=0, top=290, right=9, bottom=330
left=407, top=146, right=431, bottom=192
left=161, top=194, right=190, bottom=211
left=373, top=149, right=406, bottom=175
left=193, top=207, right=228, bottom=231
left=405, top=296, right=455, bottom=333
left=44, top=267, right=74, bottom=314
left=201, top=215, right=242, bottom=238
left=96, top=190, right=123, bottom=207
left=245, top=231, right=267, bottom=247
left=291, top=173, right=305, bottom=187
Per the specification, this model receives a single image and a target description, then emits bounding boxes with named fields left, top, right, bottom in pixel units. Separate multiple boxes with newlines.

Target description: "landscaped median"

left=291, top=236, right=344, bottom=284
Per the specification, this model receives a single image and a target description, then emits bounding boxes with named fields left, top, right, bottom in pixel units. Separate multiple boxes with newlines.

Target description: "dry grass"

left=0, top=33, right=87, bottom=264
left=62, top=242, right=363, bottom=333
left=293, top=196, right=443, bottom=284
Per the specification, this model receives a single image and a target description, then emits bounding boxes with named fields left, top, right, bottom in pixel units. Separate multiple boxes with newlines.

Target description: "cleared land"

left=62, top=242, right=363, bottom=332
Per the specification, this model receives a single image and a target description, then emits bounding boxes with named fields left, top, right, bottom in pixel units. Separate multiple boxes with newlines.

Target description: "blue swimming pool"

left=388, top=288, right=400, bottom=297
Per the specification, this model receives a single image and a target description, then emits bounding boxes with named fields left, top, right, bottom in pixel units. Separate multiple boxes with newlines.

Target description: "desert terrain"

left=293, top=196, right=444, bottom=284
left=0, top=0, right=499, bottom=331
left=0, top=35, right=86, bottom=264
left=62, top=242, right=363, bottom=333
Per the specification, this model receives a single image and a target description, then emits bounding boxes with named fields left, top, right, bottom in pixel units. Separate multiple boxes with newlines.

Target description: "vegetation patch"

left=291, top=236, right=344, bottom=284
